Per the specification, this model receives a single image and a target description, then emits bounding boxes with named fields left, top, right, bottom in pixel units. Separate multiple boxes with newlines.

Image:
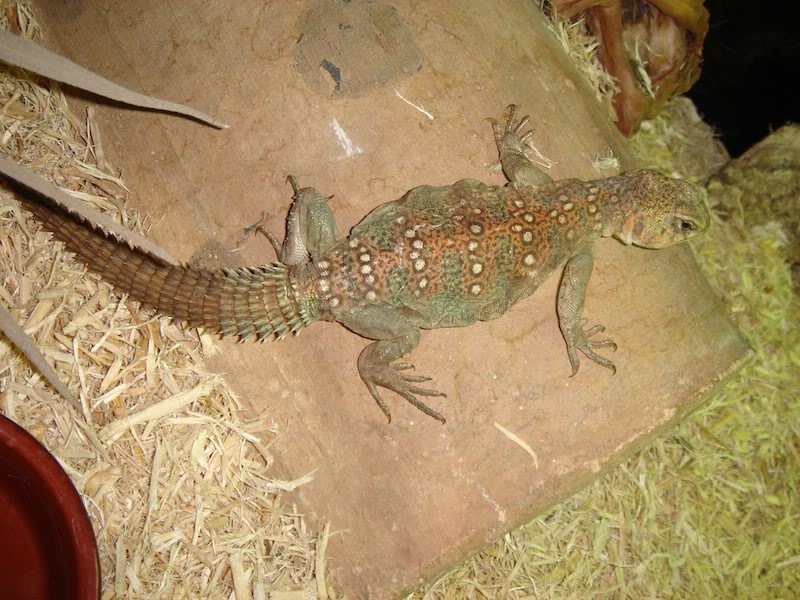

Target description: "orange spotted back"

left=313, top=178, right=606, bottom=329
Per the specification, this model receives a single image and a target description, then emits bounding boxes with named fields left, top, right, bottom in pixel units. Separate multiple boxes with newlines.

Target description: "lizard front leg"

left=557, top=248, right=618, bottom=375
left=264, top=176, right=341, bottom=265
left=491, top=104, right=554, bottom=188
left=339, top=305, right=446, bottom=424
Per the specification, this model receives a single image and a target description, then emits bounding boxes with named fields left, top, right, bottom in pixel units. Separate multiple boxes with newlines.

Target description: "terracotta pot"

left=0, top=414, right=99, bottom=600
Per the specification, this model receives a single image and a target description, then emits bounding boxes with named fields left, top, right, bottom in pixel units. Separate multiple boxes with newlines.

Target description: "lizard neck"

left=593, top=175, right=640, bottom=240
left=533, top=177, right=629, bottom=251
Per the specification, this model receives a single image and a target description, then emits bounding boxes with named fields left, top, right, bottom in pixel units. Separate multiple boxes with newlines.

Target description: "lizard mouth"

left=618, top=216, right=644, bottom=246
left=614, top=228, right=635, bottom=246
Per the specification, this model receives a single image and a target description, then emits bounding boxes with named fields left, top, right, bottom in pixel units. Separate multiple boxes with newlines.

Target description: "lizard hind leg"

left=340, top=306, right=447, bottom=424
left=263, top=176, right=341, bottom=265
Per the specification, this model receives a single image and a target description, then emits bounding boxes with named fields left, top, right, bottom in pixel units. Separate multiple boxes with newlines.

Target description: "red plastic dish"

left=0, top=414, right=100, bottom=600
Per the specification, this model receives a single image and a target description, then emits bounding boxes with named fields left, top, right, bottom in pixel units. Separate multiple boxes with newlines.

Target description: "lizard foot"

left=565, top=321, right=617, bottom=376
left=359, top=358, right=447, bottom=424
left=491, top=104, right=536, bottom=155
left=238, top=177, right=302, bottom=253
left=236, top=210, right=271, bottom=249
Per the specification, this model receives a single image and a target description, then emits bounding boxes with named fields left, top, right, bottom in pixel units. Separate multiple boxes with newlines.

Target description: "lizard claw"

left=565, top=322, right=617, bottom=376
left=401, top=374, right=433, bottom=383
left=286, top=175, right=301, bottom=195
left=361, top=361, right=447, bottom=424
left=393, top=362, right=416, bottom=371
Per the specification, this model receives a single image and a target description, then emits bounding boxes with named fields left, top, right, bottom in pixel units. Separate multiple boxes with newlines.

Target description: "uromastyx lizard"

left=17, top=106, right=710, bottom=423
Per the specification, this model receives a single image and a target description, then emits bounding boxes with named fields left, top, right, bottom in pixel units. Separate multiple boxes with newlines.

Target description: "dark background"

left=687, top=0, right=799, bottom=157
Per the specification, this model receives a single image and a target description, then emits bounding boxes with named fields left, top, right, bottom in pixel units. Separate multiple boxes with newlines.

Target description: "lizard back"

left=314, top=178, right=598, bottom=329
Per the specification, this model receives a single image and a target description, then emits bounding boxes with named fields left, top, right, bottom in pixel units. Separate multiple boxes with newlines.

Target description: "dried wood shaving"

left=493, top=422, right=539, bottom=469
left=0, top=4, right=325, bottom=597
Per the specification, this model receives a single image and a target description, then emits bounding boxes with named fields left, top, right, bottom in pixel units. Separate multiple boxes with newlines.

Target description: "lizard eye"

left=673, top=218, right=696, bottom=233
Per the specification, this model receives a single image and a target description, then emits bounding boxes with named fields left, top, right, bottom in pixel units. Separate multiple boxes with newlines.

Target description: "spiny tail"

left=19, top=197, right=314, bottom=341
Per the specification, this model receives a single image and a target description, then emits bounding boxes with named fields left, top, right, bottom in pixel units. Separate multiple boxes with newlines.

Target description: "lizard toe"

left=401, top=373, right=433, bottom=383
left=494, top=105, right=537, bottom=156
left=513, top=115, right=530, bottom=136
left=567, top=348, right=582, bottom=377
left=584, top=324, right=606, bottom=337
left=565, top=322, right=617, bottom=375
left=364, top=381, right=394, bottom=424
left=362, top=361, right=447, bottom=423
left=504, top=104, right=519, bottom=131
left=397, top=390, right=447, bottom=424
left=393, top=362, right=416, bottom=371
left=386, top=379, right=447, bottom=423
left=286, top=174, right=301, bottom=195
left=590, top=338, right=617, bottom=351
left=580, top=346, right=617, bottom=374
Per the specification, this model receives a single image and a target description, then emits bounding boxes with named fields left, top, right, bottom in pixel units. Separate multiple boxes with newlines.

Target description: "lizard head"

left=611, top=170, right=710, bottom=248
